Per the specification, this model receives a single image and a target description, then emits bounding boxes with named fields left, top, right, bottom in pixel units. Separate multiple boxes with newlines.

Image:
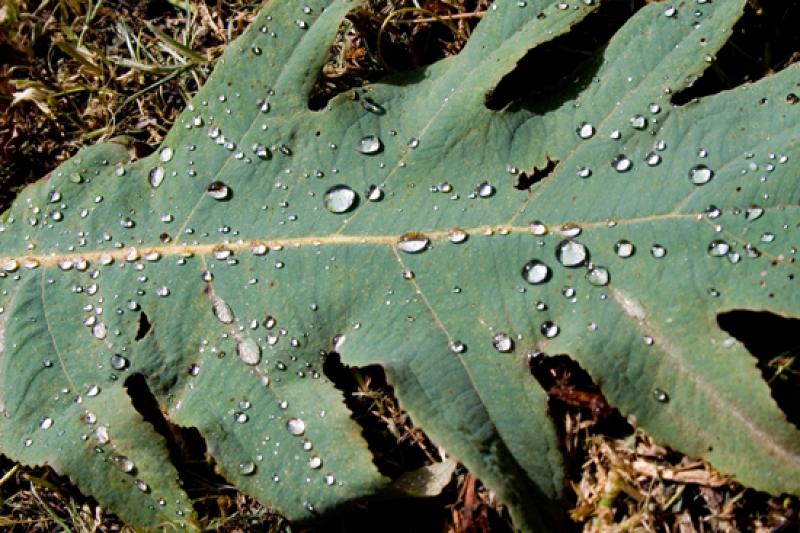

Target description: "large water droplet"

left=556, top=240, right=588, bottom=267
left=688, top=164, right=714, bottom=185
left=212, top=297, right=234, bottom=324
left=324, top=185, right=358, bottom=214
left=149, top=166, right=165, bottom=188
left=707, top=240, right=730, bottom=257
left=492, top=333, right=514, bottom=353
left=111, top=454, right=135, bottom=473
left=611, top=155, right=632, bottom=172
left=357, top=135, right=382, bottom=154
left=577, top=122, right=595, bottom=139
left=287, top=418, right=306, bottom=436
left=237, top=338, right=261, bottom=366
left=522, top=260, right=551, bottom=284
left=614, top=240, right=635, bottom=258
left=207, top=181, right=230, bottom=200
left=540, top=321, right=560, bottom=338
left=397, top=233, right=430, bottom=254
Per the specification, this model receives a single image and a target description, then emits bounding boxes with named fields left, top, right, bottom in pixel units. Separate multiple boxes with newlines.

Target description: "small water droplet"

left=449, top=341, right=465, bottom=354
left=40, top=417, right=53, bottom=430
left=650, top=244, right=667, bottom=258
left=529, top=221, right=548, bottom=235
left=629, top=115, right=647, bottom=129
left=614, top=240, right=635, bottom=258
left=159, top=147, right=174, bottom=163
left=652, top=388, right=669, bottom=402
left=476, top=182, right=495, bottom=198
left=239, top=461, right=256, bottom=475
left=212, top=297, right=234, bottom=324
left=645, top=152, right=661, bottom=166
left=745, top=206, right=764, bottom=221
left=110, top=354, right=129, bottom=370
left=133, top=479, right=150, bottom=493
left=585, top=265, right=610, bottom=286
left=308, top=456, right=323, bottom=469
left=111, top=454, right=135, bottom=473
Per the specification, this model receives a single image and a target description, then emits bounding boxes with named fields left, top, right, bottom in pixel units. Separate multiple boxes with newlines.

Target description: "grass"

left=1, top=0, right=799, bottom=531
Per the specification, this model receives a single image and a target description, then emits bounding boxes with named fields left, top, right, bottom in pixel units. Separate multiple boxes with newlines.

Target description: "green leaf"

left=1, top=0, right=798, bottom=530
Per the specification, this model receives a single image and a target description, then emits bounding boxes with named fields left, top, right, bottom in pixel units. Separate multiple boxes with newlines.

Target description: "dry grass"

left=1, top=0, right=798, bottom=531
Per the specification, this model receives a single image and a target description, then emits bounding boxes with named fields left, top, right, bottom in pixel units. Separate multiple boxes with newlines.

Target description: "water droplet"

left=707, top=240, right=730, bottom=257
left=323, top=185, right=358, bottom=213
left=540, top=321, right=560, bottom=338
left=577, top=166, right=592, bottom=178
left=110, top=354, right=129, bottom=370
left=688, top=164, right=714, bottom=185
left=448, top=227, right=468, bottom=244
left=237, top=338, right=261, bottom=366
left=476, top=182, right=495, bottom=198
left=253, top=144, right=271, bottom=159
left=308, top=456, right=323, bottom=469
left=760, top=232, right=775, bottom=243
left=650, top=244, right=667, bottom=258
left=556, top=240, right=588, bottom=267
left=366, top=184, right=383, bottom=201
left=585, top=265, right=610, bottom=286
left=745, top=206, right=764, bottom=221
left=86, top=384, right=101, bottom=397
left=157, top=286, right=170, bottom=297
left=652, top=388, right=669, bottom=402
left=239, top=461, right=256, bottom=475
left=611, top=155, right=632, bottom=172
left=397, top=233, right=430, bottom=254
left=212, top=297, right=234, bottom=324
left=629, top=115, right=647, bottom=129
left=149, top=166, right=165, bottom=188
left=645, top=152, right=661, bottom=166
left=522, top=260, right=551, bottom=284
left=614, top=240, right=635, bottom=258
left=207, top=181, right=230, bottom=200
left=40, top=417, right=53, bottom=430
left=559, top=223, right=582, bottom=238
left=449, top=341, right=466, bottom=354
left=287, top=418, right=306, bottom=436
left=357, top=135, right=382, bottom=154
left=529, top=221, right=548, bottom=235
left=577, top=122, right=595, bottom=139
left=492, top=333, right=514, bottom=353
left=408, top=138, right=420, bottom=149
left=159, top=147, right=173, bottom=162
left=133, top=479, right=150, bottom=493
left=111, top=454, right=135, bottom=473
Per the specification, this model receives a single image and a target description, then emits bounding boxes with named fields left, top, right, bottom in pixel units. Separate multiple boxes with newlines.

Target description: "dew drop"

left=540, top=321, right=560, bottom=339
left=585, top=265, right=610, bottom=286
left=323, top=185, right=358, bottom=214
left=206, top=181, right=230, bottom=200
left=652, top=388, right=669, bottom=403
left=110, top=354, right=129, bottom=370
left=707, top=240, right=730, bottom=257
left=556, top=240, right=588, bottom=267
left=448, top=227, right=468, bottom=244
left=237, top=338, right=261, bottom=366
left=529, top=221, right=548, bottom=235
left=308, top=456, right=323, bottom=469
left=611, top=155, right=632, bottom=172
left=133, top=479, right=150, bottom=493
left=159, top=147, right=174, bottom=163
left=492, top=332, right=514, bottom=353
left=366, top=184, right=383, bottom=201
left=577, top=122, right=595, bottom=139
left=629, top=115, right=647, bottom=129
left=40, top=417, right=53, bottom=430
left=745, top=206, right=764, bottom=221
left=449, top=341, right=466, bottom=354
left=111, top=454, right=135, bottom=473
left=688, top=164, right=714, bottom=185
left=287, top=418, right=306, bottom=436
left=645, top=152, right=661, bottom=166
left=148, top=166, right=165, bottom=188
left=650, top=244, right=667, bottom=258
left=239, top=461, right=256, bottom=475
left=397, top=233, right=430, bottom=254
left=212, top=297, right=234, bottom=324
left=522, top=260, right=551, bottom=284
left=614, top=240, right=635, bottom=258
left=357, top=135, right=382, bottom=154
left=476, top=182, right=495, bottom=198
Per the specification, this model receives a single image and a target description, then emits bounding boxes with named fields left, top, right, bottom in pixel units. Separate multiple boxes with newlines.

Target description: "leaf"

left=1, top=0, right=798, bottom=530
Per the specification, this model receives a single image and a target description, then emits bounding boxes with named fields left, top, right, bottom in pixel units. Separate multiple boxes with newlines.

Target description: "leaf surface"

left=1, top=0, right=798, bottom=530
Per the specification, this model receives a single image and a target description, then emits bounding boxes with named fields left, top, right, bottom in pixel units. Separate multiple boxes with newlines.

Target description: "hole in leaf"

left=123, top=374, right=246, bottom=522
left=308, top=1, right=482, bottom=111
left=322, top=352, right=436, bottom=478
left=671, top=0, right=800, bottom=106
left=717, top=310, right=800, bottom=429
left=134, top=311, right=151, bottom=341
left=528, top=352, right=632, bottom=440
left=485, top=1, right=644, bottom=111
left=515, top=157, right=558, bottom=190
